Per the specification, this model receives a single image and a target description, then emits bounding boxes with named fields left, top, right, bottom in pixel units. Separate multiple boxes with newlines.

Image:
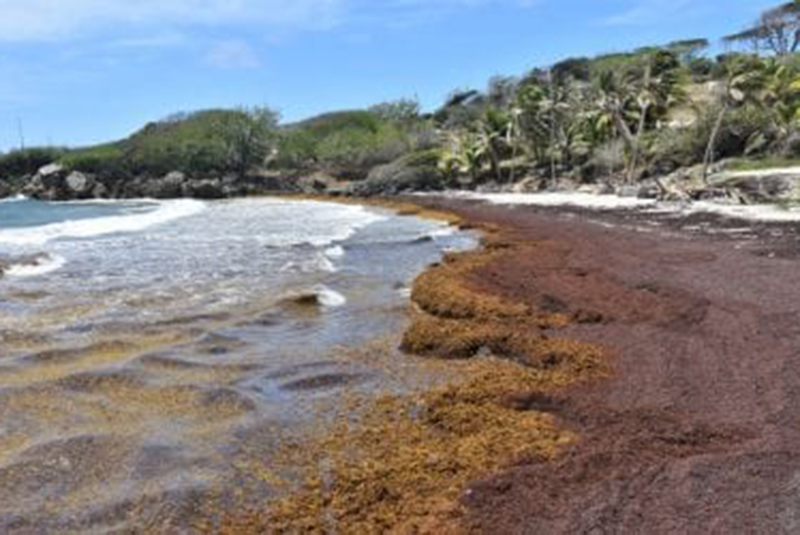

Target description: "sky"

left=0, top=0, right=780, bottom=151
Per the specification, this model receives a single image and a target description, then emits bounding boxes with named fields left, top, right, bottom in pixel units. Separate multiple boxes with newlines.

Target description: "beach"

left=3, top=193, right=800, bottom=532
left=400, top=195, right=800, bottom=533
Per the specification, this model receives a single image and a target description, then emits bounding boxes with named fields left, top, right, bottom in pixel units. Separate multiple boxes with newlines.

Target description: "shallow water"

left=0, top=197, right=477, bottom=531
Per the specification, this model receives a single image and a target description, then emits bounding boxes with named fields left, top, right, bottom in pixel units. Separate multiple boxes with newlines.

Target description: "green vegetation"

left=276, top=103, right=435, bottom=178
left=431, top=1, right=800, bottom=189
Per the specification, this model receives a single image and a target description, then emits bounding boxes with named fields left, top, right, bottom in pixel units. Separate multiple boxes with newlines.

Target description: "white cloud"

left=205, top=40, right=261, bottom=69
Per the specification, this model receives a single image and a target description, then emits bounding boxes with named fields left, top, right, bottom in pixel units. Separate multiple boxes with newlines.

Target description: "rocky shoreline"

left=5, top=158, right=800, bottom=208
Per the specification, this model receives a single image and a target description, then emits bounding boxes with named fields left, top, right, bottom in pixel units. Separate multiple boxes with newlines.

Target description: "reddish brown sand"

left=411, top=197, right=800, bottom=534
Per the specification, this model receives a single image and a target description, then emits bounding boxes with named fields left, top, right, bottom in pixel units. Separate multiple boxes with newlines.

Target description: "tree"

left=369, top=99, right=420, bottom=124
left=667, top=39, right=710, bottom=65
left=724, top=2, right=800, bottom=57
left=702, top=57, right=768, bottom=182
left=215, top=107, right=280, bottom=177
left=594, top=50, right=684, bottom=183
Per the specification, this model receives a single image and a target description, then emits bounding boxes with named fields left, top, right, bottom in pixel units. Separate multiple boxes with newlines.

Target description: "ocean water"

left=0, top=196, right=477, bottom=531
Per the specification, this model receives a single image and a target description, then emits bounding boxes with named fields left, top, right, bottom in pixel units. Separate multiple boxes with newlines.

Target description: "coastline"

left=5, top=193, right=800, bottom=531
left=229, top=193, right=800, bottom=533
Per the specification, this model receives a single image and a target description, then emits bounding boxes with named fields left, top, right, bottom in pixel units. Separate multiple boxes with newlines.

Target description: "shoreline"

left=5, top=194, right=800, bottom=531
left=230, top=194, right=800, bottom=532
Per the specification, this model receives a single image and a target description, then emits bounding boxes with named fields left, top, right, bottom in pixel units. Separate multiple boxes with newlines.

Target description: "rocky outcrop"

left=22, top=164, right=68, bottom=200
left=134, top=171, right=188, bottom=199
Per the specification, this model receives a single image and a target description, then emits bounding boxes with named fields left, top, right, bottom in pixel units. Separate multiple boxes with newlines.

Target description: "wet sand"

left=409, top=196, right=800, bottom=534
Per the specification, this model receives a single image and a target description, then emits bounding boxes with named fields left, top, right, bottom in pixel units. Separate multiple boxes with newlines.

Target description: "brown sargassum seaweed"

left=220, top=208, right=607, bottom=534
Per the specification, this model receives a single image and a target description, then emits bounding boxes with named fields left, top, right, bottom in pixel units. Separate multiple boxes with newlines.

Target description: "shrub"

left=0, top=147, right=67, bottom=179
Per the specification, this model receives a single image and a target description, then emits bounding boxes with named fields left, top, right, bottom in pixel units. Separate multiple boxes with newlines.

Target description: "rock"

left=140, top=171, right=187, bottom=199
left=19, top=163, right=101, bottom=200
left=181, top=179, right=225, bottom=199
left=0, top=179, right=12, bottom=198
left=615, top=185, right=640, bottom=198
left=636, top=182, right=662, bottom=199
left=65, top=171, right=95, bottom=198
left=512, top=177, right=544, bottom=193
left=92, top=182, right=109, bottom=199
left=711, top=169, right=800, bottom=204
left=38, top=163, right=65, bottom=178
left=297, top=172, right=343, bottom=194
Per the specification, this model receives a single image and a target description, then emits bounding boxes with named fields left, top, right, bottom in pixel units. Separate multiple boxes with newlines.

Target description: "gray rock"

left=181, top=179, right=225, bottom=199
left=615, top=185, right=640, bottom=198
left=711, top=168, right=800, bottom=204
left=140, top=171, right=187, bottom=199
left=38, top=163, right=65, bottom=178
left=0, top=179, right=12, bottom=198
left=65, top=171, right=95, bottom=198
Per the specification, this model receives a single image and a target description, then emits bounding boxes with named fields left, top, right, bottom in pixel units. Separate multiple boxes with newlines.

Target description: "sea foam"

left=0, top=199, right=206, bottom=246
left=4, top=254, right=67, bottom=278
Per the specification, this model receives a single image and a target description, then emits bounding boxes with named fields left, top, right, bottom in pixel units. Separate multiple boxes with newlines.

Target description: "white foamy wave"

left=280, top=252, right=338, bottom=274
left=0, top=199, right=206, bottom=246
left=234, top=199, right=386, bottom=248
left=428, top=226, right=456, bottom=238
left=315, top=286, right=347, bottom=308
left=0, top=194, right=27, bottom=203
left=4, top=254, right=66, bottom=278
left=324, top=245, right=346, bottom=259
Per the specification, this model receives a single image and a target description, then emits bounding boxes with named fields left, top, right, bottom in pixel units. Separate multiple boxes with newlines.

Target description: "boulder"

left=22, top=163, right=70, bottom=199
left=181, top=179, right=225, bottom=199
left=65, top=171, right=95, bottom=198
left=140, top=171, right=187, bottom=199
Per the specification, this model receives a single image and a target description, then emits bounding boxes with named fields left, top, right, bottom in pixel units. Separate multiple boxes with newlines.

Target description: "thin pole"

left=16, top=117, right=25, bottom=151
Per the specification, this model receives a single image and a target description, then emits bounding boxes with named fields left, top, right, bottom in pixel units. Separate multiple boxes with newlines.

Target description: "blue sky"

left=0, top=0, right=779, bottom=150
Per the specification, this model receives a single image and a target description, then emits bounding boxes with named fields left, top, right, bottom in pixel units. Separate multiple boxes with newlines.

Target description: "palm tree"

left=595, top=52, right=685, bottom=183
left=702, top=56, right=768, bottom=182
left=761, top=59, right=800, bottom=136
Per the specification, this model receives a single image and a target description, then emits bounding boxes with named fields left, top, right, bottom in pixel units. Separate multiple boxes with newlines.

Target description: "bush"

left=0, top=147, right=67, bottom=179
left=353, top=149, right=446, bottom=196
left=276, top=110, right=430, bottom=176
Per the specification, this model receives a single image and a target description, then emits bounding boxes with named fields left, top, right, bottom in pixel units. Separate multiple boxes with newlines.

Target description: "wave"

left=0, top=199, right=206, bottom=246
left=315, top=286, right=347, bottom=308
left=280, top=252, right=338, bottom=274
left=324, top=245, right=346, bottom=259
left=0, top=194, right=27, bottom=204
left=4, top=254, right=66, bottom=278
